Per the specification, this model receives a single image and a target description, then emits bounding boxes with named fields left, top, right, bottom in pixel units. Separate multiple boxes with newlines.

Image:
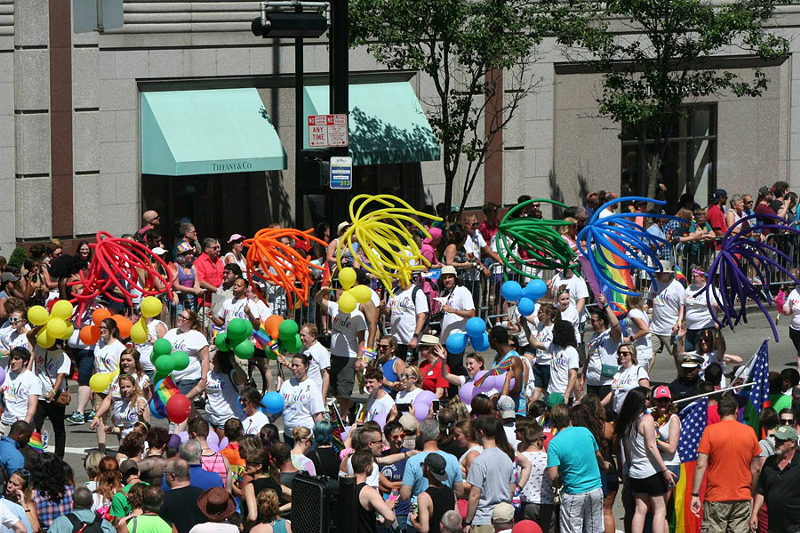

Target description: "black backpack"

left=66, top=513, right=104, bottom=533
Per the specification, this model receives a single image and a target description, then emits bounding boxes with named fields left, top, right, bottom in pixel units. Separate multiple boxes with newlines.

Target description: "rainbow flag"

left=152, top=376, right=180, bottom=418
left=331, top=403, right=346, bottom=452
left=252, top=326, right=271, bottom=349
left=474, top=356, right=515, bottom=387
left=674, top=264, right=688, bottom=288
left=670, top=398, right=708, bottom=533
left=593, top=239, right=635, bottom=314
left=29, top=431, right=45, bottom=453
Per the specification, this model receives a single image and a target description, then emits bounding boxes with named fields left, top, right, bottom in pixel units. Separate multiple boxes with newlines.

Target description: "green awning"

left=141, top=88, right=287, bottom=176
left=303, top=82, right=440, bottom=166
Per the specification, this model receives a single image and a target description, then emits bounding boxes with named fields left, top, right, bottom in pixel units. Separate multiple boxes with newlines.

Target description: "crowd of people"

left=0, top=183, right=799, bottom=533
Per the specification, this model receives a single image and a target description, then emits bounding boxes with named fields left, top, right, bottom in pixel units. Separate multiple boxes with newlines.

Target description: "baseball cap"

left=418, top=334, right=440, bottom=346
left=497, top=395, right=516, bottom=419
left=712, top=189, right=728, bottom=201
left=491, top=502, right=515, bottom=524
left=653, top=385, right=671, bottom=400
left=227, top=233, right=244, bottom=243
left=774, top=425, right=798, bottom=442
left=0, top=272, right=20, bottom=283
left=546, top=392, right=564, bottom=407
left=759, top=186, right=771, bottom=197
left=423, top=453, right=449, bottom=483
left=658, top=259, right=674, bottom=274
left=398, top=413, right=419, bottom=434
left=440, top=265, right=457, bottom=277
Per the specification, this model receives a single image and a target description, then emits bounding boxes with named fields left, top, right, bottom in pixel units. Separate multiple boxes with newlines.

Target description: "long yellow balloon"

left=336, top=195, right=442, bottom=290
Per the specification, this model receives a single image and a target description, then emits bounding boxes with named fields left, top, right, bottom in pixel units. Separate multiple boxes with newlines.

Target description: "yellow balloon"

left=46, top=318, right=67, bottom=339
left=37, top=328, right=54, bottom=349
left=89, top=372, right=113, bottom=393
left=50, top=299, right=74, bottom=320
left=62, top=323, right=75, bottom=341
left=339, top=267, right=356, bottom=290
left=130, top=318, right=148, bottom=344
left=140, top=296, right=162, bottom=318
left=338, top=291, right=357, bottom=314
left=350, top=285, right=372, bottom=304
left=28, top=305, right=49, bottom=326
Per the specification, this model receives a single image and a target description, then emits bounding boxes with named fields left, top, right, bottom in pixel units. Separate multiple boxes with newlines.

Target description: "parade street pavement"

left=51, top=310, right=796, bottom=486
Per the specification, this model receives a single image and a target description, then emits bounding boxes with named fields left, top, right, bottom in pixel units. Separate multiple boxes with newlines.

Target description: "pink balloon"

left=459, top=382, right=476, bottom=405
left=177, top=431, right=189, bottom=443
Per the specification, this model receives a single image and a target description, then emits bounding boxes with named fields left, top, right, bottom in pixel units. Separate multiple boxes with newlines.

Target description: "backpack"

left=66, top=513, right=104, bottom=533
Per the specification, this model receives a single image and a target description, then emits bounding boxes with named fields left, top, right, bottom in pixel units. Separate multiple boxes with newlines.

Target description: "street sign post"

left=307, top=114, right=349, bottom=147
left=329, top=156, right=353, bottom=190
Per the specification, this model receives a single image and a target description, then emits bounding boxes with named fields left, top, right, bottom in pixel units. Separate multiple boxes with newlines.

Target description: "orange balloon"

left=92, top=308, right=112, bottom=326
left=79, top=325, right=101, bottom=345
left=265, top=315, right=284, bottom=339
left=110, top=314, right=134, bottom=338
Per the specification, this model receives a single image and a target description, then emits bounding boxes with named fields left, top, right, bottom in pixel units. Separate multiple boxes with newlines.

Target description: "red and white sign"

left=307, top=114, right=349, bottom=147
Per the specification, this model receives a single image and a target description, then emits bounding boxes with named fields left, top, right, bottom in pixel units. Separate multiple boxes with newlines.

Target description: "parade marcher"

left=204, top=350, right=247, bottom=435
left=386, top=278, right=429, bottom=361
left=164, top=310, right=210, bottom=429
left=547, top=320, right=580, bottom=403
left=275, top=353, right=325, bottom=446
left=582, top=296, right=622, bottom=401
left=299, top=323, right=331, bottom=399
left=650, top=260, right=686, bottom=371
left=29, top=332, right=70, bottom=458
left=91, top=373, right=149, bottom=439
left=1, top=347, right=41, bottom=432
left=603, top=342, right=650, bottom=415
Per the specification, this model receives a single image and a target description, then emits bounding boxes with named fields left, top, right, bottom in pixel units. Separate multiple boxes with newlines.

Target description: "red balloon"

left=166, top=394, right=192, bottom=424
left=512, top=521, right=542, bottom=533
left=79, top=325, right=101, bottom=345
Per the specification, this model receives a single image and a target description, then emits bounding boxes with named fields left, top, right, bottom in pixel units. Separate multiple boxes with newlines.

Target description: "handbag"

left=44, top=351, right=71, bottom=405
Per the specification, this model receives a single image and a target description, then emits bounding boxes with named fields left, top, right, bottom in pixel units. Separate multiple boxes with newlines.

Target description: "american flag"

left=748, top=340, right=770, bottom=413
left=677, top=398, right=708, bottom=463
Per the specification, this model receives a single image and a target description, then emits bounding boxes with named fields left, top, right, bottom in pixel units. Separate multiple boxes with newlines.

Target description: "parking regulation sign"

left=308, top=114, right=349, bottom=147
left=330, top=156, right=353, bottom=190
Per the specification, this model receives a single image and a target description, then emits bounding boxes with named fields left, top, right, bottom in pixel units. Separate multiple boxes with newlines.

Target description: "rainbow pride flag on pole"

left=670, top=398, right=708, bottom=533
left=152, top=376, right=180, bottom=418
left=331, top=403, right=346, bottom=452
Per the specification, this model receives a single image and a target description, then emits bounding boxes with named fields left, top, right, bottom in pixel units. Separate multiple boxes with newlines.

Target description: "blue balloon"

left=522, top=278, right=547, bottom=301
left=446, top=333, right=468, bottom=355
left=517, top=297, right=535, bottom=317
left=261, top=391, right=284, bottom=414
left=149, top=399, right=165, bottom=419
left=470, top=332, right=490, bottom=352
left=501, top=281, right=522, bottom=302
left=466, top=317, right=486, bottom=337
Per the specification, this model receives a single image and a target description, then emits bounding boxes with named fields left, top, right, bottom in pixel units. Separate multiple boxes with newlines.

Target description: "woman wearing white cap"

left=223, top=234, right=247, bottom=276
left=439, top=265, right=476, bottom=342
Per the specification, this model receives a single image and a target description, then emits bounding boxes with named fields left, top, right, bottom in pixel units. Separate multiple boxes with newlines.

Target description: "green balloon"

left=234, top=340, right=255, bottom=360
left=172, top=351, right=190, bottom=371
left=280, top=334, right=303, bottom=355
left=153, top=372, right=167, bottom=384
left=153, top=338, right=172, bottom=357
left=227, top=318, right=249, bottom=343
left=215, top=332, right=229, bottom=351
left=155, top=355, right=175, bottom=375
left=278, top=319, right=299, bottom=340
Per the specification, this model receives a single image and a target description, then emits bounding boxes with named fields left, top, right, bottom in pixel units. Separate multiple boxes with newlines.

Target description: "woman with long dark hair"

left=90, top=456, right=123, bottom=519
left=243, top=448, right=292, bottom=527
left=548, top=319, right=580, bottom=401
left=30, top=453, right=75, bottom=530
left=615, top=387, right=675, bottom=533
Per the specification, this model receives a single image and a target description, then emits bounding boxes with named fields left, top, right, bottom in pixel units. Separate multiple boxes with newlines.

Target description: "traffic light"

left=251, top=12, right=328, bottom=38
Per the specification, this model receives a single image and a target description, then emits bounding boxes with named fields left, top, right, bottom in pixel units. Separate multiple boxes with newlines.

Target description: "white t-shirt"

left=560, top=305, right=581, bottom=344
left=341, top=457, right=380, bottom=488
left=327, top=302, right=367, bottom=359
left=650, top=279, right=686, bottom=336
left=0, top=370, right=41, bottom=424
left=531, top=322, right=553, bottom=365
left=684, top=284, right=719, bottom=330
left=388, top=285, right=429, bottom=344
left=440, top=286, right=476, bottom=341
left=365, top=392, right=395, bottom=421
left=32, top=346, right=71, bottom=397
left=0, top=499, right=20, bottom=529
left=304, top=342, right=331, bottom=394
left=550, top=273, right=590, bottom=323
left=787, top=289, right=800, bottom=331
left=395, top=387, right=423, bottom=405
left=611, top=365, right=649, bottom=413
left=280, top=377, right=325, bottom=431
left=547, top=345, right=579, bottom=396
left=464, top=230, right=487, bottom=280
left=106, top=373, right=150, bottom=401
left=625, top=308, right=653, bottom=364
left=585, top=330, right=619, bottom=386
left=243, top=410, right=269, bottom=435
left=205, top=369, right=245, bottom=426
left=699, top=351, right=727, bottom=387
left=0, top=327, right=30, bottom=355
left=93, top=338, right=125, bottom=373
left=163, top=328, right=209, bottom=382
left=112, top=395, right=147, bottom=436
left=216, top=296, right=248, bottom=326
left=135, top=319, right=167, bottom=373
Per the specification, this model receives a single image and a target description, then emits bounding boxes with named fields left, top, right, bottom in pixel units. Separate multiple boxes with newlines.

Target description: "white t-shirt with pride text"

left=94, top=338, right=125, bottom=374
left=650, top=279, right=686, bottom=336
left=303, top=341, right=331, bottom=395
left=280, top=377, right=325, bottom=431
left=388, top=285, right=429, bottom=344
left=327, top=302, right=367, bottom=358
left=32, top=346, right=71, bottom=397
left=163, top=328, right=209, bottom=382
left=0, top=369, right=41, bottom=424
left=547, top=345, right=579, bottom=396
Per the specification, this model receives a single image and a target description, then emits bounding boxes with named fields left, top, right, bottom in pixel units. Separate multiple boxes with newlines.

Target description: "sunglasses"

left=9, top=317, right=22, bottom=323
left=400, top=374, right=417, bottom=380
left=780, top=418, right=795, bottom=425
left=178, top=315, right=191, bottom=321
left=378, top=345, right=391, bottom=350
left=618, top=351, right=632, bottom=356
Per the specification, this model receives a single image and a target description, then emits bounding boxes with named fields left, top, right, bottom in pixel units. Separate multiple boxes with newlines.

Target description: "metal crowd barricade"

left=673, top=237, right=722, bottom=274
left=763, top=232, right=800, bottom=289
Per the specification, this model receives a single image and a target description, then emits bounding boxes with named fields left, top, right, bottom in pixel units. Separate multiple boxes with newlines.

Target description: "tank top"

left=244, top=476, right=285, bottom=519
left=425, top=485, right=456, bottom=533
left=381, top=357, right=400, bottom=396
left=177, top=265, right=195, bottom=287
left=264, top=519, right=287, bottom=533
left=201, top=451, right=227, bottom=486
left=356, top=483, right=378, bottom=533
left=657, top=414, right=681, bottom=466
left=224, top=252, right=248, bottom=276
left=626, top=415, right=659, bottom=479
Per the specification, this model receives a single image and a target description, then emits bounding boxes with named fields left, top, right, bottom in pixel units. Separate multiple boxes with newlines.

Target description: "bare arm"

left=564, top=368, right=578, bottom=402
left=465, top=485, right=481, bottom=524
left=515, top=451, right=532, bottom=489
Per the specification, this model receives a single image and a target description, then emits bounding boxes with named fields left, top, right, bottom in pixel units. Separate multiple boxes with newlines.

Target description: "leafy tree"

left=349, top=0, right=562, bottom=214
left=555, top=0, right=788, bottom=200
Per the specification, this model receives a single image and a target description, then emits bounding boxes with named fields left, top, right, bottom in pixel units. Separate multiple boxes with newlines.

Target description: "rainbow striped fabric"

left=474, top=355, right=515, bottom=387
left=152, top=376, right=180, bottom=418
left=29, top=431, right=45, bottom=453
left=331, top=403, right=346, bottom=452
left=671, top=398, right=708, bottom=533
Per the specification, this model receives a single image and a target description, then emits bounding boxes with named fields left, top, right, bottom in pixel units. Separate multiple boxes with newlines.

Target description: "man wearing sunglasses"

left=751, top=425, right=800, bottom=533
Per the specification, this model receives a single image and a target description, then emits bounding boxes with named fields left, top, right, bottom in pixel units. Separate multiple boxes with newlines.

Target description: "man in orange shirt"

left=690, top=394, right=762, bottom=533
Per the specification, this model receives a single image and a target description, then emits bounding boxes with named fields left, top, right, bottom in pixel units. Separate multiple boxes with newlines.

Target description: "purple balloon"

left=459, top=381, right=476, bottom=404
left=342, top=425, right=353, bottom=443
left=413, top=390, right=437, bottom=422
left=207, top=431, right=220, bottom=451
left=0, top=366, right=5, bottom=387
left=177, top=431, right=189, bottom=443
left=372, top=412, right=388, bottom=428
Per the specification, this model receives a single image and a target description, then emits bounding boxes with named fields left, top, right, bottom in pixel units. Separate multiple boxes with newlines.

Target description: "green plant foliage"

left=7, top=247, right=26, bottom=269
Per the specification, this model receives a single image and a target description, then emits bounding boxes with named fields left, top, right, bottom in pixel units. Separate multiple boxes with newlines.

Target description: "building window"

left=621, top=104, right=717, bottom=210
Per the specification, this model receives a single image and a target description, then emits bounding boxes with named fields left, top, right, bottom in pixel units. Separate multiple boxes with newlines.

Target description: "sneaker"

left=67, top=412, right=85, bottom=425
left=87, top=410, right=96, bottom=419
